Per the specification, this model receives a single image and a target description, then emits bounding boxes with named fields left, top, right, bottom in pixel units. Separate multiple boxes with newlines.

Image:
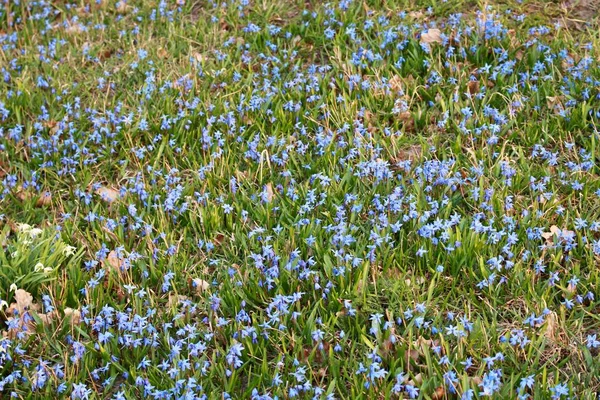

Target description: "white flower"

left=63, top=245, right=77, bottom=257
left=34, top=262, right=44, bottom=272
left=16, top=223, right=32, bottom=233
left=0, top=300, right=7, bottom=309
left=9, top=283, right=17, bottom=292
left=28, top=228, right=43, bottom=238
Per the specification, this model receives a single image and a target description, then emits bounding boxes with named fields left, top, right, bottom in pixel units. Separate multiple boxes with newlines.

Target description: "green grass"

left=1, top=0, right=600, bottom=398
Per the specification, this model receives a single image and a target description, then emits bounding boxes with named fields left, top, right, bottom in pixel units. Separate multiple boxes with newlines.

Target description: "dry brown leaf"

left=542, top=225, right=561, bottom=244
left=167, top=294, right=189, bottom=308
left=36, top=191, right=52, bottom=207
left=116, top=1, right=128, bottom=13
left=516, top=50, right=524, bottom=61
left=37, top=312, right=55, bottom=325
left=541, top=231, right=553, bottom=242
left=99, top=48, right=115, bottom=62
left=431, top=386, right=446, bottom=400
left=397, top=111, right=415, bottom=131
left=44, top=120, right=58, bottom=132
left=214, top=233, right=226, bottom=246
left=158, top=47, right=169, bottom=59
left=96, top=186, right=120, bottom=203
left=64, top=308, right=81, bottom=325
left=65, top=23, right=83, bottom=34
left=408, top=11, right=424, bottom=18
left=389, top=75, right=403, bottom=93
left=420, top=28, right=442, bottom=44
left=393, top=144, right=422, bottom=164
left=544, top=312, right=558, bottom=341
left=0, top=159, right=8, bottom=179
left=407, top=349, right=420, bottom=362
left=15, top=188, right=28, bottom=201
left=192, top=278, right=210, bottom=294
left=192, top=52, right=204, bottom=63
left=265, top=183, right=274, bottom=203
left=408, top=373, right=423, bottom=386
left=105, top=250, right=126, bottom=274
left=467, top=80, right=480, bottom=95
left=14, top=289, right=33, bottom=315
left=546, top=96, right=564, bottom=110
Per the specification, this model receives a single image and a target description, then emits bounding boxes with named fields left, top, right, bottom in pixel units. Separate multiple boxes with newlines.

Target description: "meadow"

left=1, top=0, right=600, bottom=398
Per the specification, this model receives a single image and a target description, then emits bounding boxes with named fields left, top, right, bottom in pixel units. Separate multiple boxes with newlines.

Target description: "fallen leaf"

left=15, top=188, right=28, bottom=201
left=544, top=312, right=558, bottom=341
left=408, top=373, right=423, bottom=386
left=116, top=1, right=128, bottom=13
left=416, top=336, right=435, bottom=354
left=393, top=144, right=422, bottom=164
left=467, top=80, right=480, bottom=95
left=158, top=47, right=169, bottom=59
left=192, top=278, right=209, bottom=294
left=65, top=23, right=83, bottom=34
left=407, top=349, right=420, bottom=362
left=542, top=225, right=561, bottom=244
left=96, top=186, right=120, bottom=203
left=167, top=294, right=189, bottom=308
left=516, top=50, right=524, bottom=61
left=389, top=75, right=403, bottom=93
left=265, top=183, right=274, bottom=202
left=214, top=233, right=226, bottom=246
left=37, top=312, right=55, bottom=325
left=105, top=250, right=126, bottom=274
left=431, top=386, right=446, bottom=400
left=14, top=289, right=33, bottom=315
left=0, top=159, right=7, bottom=179
left=36, top=191, right=52, bottom=207
left=99, top=48, right=115, bottom=61
left=541, top=231, right=553, bottom=243
left=192, top=52, right=204, bottom=63
left=420, top=28, right=442, bottom=44
left=64, top=308, right=81, bottom=325
left=44, top=120, right=59, bottom=133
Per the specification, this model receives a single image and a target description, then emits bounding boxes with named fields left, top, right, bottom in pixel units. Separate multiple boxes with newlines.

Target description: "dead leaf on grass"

left=420, top=28, right=442, bottom=44
left=467, top=80, right=480, bottom=95
left=265, top=183, right=274, bottom=203
left=36, top=191, right=52, bottom=207
left=431, top=386, right=446, bottom=400
left=14, top=289, right=33, bottom=315
left=96, top=186, right=120, bottom=203
left=192, top=278, right=210, bottom=294
left=64, top=307, right=82, bottom=325
left=105, top=250, right=126, bottom=274
left=544, top=312, right=558, bottom=341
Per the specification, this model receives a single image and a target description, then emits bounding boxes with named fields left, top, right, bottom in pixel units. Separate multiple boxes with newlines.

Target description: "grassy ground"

left=1, top=0, right=600, bottom=398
